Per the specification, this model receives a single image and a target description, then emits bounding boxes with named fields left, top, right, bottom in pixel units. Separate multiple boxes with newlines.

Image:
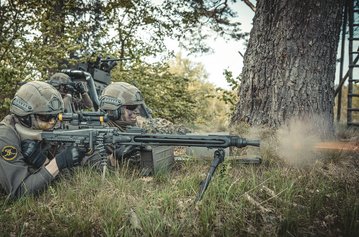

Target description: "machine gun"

left=59, top=56, right=129, bottom=110
left=15, top=123, right=260, bottom=202
left=72, top=56, right=130, bottom=96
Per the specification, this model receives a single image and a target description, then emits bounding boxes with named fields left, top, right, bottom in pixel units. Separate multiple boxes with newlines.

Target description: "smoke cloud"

left=276, top=116, right=330, bottom=166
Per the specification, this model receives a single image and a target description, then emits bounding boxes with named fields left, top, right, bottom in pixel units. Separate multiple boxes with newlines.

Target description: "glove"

left=55, top=146, right=85, bottom=170
left=74, top=82, right=86, bottom=94
left=21, top=140, right=47, bottom=168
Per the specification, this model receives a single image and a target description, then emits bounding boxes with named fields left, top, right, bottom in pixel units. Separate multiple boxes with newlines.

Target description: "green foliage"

left=216, top=69, right=239, bottom=112
left=112, top=61, right=197, bottom=123
left=190, top=81, right=232, bottom=132
left=0, top=0, right=109, bottom=118
left=162, top=0, right=249, bottom=53
left=0, top=0, right=246, bottom=122
left=0, top=67, right=23, bottom=118
left=167, top=53, right=236, bottom=131
left=111, top=53, right=236, bottom=130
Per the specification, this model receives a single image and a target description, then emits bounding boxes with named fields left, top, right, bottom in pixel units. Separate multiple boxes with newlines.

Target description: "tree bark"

left=231, top=0, right=344, bottom=128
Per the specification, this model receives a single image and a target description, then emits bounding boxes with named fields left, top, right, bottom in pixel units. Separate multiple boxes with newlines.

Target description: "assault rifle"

left=15, top=124, right=260, bottom=201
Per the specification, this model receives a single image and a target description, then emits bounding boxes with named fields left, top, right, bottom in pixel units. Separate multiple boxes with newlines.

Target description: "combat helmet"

left=99, top=82, right=144, bottom=111
left=48, top=72, right=71, bottom=86
left=10, top=81, right=64, bottom=117
left=99, top=82, right=149, bottom=121
left=47, top=72, right=75, bottom=94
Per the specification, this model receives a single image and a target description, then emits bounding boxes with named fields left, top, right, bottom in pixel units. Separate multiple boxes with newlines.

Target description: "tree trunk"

left=231, top=0, right=344, bottom=129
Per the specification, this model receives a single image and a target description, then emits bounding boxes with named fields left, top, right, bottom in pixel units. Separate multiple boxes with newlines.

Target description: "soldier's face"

left=120, top=105, right=139, bottom=123
left=33, top=114, right=58, bottom=130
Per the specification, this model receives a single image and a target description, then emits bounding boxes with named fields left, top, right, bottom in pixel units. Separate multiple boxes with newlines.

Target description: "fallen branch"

left=261, top=185, right=306, bottom=209
left=244, top=192, right=270, bottom=212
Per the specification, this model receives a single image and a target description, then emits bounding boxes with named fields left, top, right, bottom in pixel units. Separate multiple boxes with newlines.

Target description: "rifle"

left=15, top=124, right=260, bottom=201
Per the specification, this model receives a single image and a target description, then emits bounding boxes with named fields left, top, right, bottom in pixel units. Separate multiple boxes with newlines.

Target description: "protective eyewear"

left=36, top=114, right=59, bottom=122
left=124, top=105, right=138, bottom=111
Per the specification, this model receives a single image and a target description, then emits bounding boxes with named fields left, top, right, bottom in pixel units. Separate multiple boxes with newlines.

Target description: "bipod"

left=195, top=148, right=225, bottom=203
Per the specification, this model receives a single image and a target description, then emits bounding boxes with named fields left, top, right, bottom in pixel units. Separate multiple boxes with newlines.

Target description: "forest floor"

left=0, top=123, right=358, bottom=236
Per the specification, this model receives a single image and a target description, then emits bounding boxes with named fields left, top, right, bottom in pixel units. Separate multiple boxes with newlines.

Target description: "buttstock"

left=15, top=124, right=43, bottom=141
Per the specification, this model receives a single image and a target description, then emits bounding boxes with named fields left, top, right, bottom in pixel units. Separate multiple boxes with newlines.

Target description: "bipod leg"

left=195, top=149, right=225, bottom=203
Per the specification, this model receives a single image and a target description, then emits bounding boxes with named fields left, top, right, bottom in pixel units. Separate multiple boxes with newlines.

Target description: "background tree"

left=216, top=69, right=240, bottom=113
left=231, top=0, right=344, bottom=130
left=162, top=0, right=248, bottom=53
left=112, top=61, right=197, bottom=123
left=111, top=53, right=234, bottom=129
left=169, top=54, right=235, bottom=130
left=0, top=0, right=246, bottom=124
left=0, top=1, right=37, bottom=115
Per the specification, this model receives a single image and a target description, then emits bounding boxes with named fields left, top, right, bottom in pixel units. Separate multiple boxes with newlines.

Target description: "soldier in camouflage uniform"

left=99, top=82, right=149, bottom=131
left=99, top=82, right=189, bottom=134
left=48, top=72, right=94, bottom=113
left=0, top=81, right=85, bottom=199
left=98, top=82, right=149, bottom=168
left=99, top=82, right=189, bottom=169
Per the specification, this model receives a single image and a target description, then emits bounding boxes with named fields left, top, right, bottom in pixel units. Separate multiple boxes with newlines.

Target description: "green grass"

left=0, top=127, right=358, bottom=236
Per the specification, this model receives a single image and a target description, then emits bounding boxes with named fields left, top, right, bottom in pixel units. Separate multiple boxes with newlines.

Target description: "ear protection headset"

left=99, top=96, right=123, bottom=121
left=106, top=108, right=121, bottom=121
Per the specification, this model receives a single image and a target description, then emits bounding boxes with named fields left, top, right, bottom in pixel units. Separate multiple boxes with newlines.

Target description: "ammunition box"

left=140, top=146, right=174, bottom=175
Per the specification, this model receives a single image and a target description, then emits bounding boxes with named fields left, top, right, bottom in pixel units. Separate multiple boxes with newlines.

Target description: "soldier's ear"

left=17, top=115, right=32, bottom=128
left=114, top=108, right=120, bottom=120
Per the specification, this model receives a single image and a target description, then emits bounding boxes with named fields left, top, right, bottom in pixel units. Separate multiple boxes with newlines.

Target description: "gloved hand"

left=21, top=140, right=47, bottom=168
left=74, top=82, right=86, bottom=94
left=55, top=146, right=85, bottom=170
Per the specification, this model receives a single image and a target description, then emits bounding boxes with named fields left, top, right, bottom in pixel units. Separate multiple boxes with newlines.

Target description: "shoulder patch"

left=1, top=145, right=17, bottom=161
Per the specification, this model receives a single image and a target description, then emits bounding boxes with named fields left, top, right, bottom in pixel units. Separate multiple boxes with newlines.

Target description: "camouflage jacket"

left=136, top=117, right=191, bottom=134
left=0, top=115, right=55, bottom=198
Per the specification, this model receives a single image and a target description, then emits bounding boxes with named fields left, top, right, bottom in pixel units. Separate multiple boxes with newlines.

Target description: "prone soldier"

left=98, top=82, right=189, bottom=173
left=99, top=82, right=189, bottom=134
left=99, top=82, right=149, bottom=130
left=0, top=81, right=85, bottom=199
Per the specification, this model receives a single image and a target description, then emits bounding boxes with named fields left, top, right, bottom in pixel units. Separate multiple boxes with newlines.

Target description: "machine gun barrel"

left=119, top=134, right=260, bottom=148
